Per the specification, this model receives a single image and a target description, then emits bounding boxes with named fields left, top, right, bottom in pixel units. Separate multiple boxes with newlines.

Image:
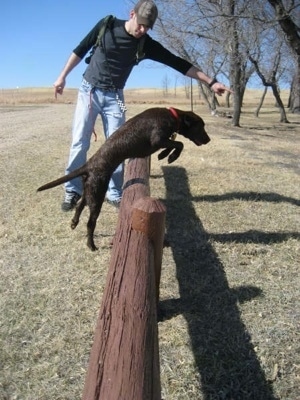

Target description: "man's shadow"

left=159, top=166, right=278, bottom=400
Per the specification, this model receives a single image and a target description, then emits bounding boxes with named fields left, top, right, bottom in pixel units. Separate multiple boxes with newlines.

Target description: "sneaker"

left=61, top=191, right=81, bottom=212
left=106, top=198, right=122, bottom=209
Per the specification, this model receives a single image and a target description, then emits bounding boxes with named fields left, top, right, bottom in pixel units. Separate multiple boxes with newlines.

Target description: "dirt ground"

left=0, top=88, right=299, bottom=399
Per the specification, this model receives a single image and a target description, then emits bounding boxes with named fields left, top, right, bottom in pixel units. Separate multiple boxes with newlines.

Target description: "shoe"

left=61, top=191, right=81, bottom=212
left=106, top=198, right=122, bottom=209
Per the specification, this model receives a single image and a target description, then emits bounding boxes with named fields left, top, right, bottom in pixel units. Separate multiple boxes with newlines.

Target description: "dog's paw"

left=87, top=237, right=98, bottom=251
left=88, top=242, right=98, bottom=251
left=158, top=149, right=170, bottom=160
left=71, top=220, right=79, bottom=230
left=168, top=153, right=178, bottom=164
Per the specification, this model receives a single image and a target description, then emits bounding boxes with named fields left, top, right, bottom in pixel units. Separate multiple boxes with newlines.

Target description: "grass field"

left=0, top=87, right=299, bottom=399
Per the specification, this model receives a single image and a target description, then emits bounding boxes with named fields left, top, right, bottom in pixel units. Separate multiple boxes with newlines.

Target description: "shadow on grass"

left=210, top=230, right=300, bottom=244
left=160, top=166, right=278, bottom=400
left=195, top=191, right=300, bottom=207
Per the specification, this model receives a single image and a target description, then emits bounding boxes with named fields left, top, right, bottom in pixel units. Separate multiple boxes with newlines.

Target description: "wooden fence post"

left=131, top=197, right=166, bottom=304
left=82, top=157, right=165, bottom=400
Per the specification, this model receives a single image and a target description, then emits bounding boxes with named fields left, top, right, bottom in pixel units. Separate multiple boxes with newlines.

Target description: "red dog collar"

left=169, top=107, right=180, bottom=132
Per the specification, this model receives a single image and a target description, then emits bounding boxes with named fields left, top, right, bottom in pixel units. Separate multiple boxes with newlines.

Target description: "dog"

left=37, top=107, right=210, bottom=251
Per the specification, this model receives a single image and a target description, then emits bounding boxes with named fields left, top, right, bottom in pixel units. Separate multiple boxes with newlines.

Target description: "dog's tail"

left=37, top=166, right=87, bottom=192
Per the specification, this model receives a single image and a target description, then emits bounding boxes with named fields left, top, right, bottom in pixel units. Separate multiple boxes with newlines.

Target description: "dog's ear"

left=183, top=114, right=194, bottom=128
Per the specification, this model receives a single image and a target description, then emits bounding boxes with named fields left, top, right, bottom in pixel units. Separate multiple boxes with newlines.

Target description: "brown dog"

left=37, top=107, right=210, bottom=250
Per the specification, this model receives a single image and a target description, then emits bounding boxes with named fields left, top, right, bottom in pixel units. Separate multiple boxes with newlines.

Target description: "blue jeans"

left=65, top=79, right=126, bottom=201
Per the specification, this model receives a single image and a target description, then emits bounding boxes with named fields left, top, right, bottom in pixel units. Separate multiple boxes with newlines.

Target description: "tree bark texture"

left=267, top=0, right=300, bottom=55
left=290, top=56, right=300, bottom=113
left=267, top=0, right=300, bottom=113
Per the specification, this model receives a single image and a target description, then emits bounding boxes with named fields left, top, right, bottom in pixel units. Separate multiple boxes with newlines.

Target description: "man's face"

left=130, top=12, right=150, bottom=38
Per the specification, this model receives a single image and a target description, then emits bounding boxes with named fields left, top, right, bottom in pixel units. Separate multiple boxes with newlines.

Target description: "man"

left=54, top=0, right=231, bottom=211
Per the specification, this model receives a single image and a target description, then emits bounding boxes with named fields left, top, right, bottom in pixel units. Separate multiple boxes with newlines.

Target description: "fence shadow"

left=194, top=191, right=300, bottom=207
left=160, top=166, right=278, bottom=399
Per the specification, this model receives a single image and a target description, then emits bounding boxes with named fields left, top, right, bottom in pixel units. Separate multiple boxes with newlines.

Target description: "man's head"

left=134, top=0, right=158, bottom=29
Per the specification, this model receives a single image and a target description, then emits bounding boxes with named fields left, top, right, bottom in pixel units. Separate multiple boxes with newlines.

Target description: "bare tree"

left=248, top=52, right=289, bottom=122
left=162, top=74, right=170, bottom=97
left=267, top=0, right=300, bottom=54
left=173, top=74, right=179, bottom=97
left=246, top=5, right=291, bottom=121
left=288, top=64, right=299, bottom=111
left=153, top=0, right=257, bottom=126
left=127, top=0, right=298, bottom=116
left=255, top=87, right=268, bottom=117
left=266, top=0, right=300, bottom=113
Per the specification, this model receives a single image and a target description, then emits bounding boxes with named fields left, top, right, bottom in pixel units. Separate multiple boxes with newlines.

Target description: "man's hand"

left=211, top=81, right=234, bottom=96
left=53, top=78, right=66, bottom=99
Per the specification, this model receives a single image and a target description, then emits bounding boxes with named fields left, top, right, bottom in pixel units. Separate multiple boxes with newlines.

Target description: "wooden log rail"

left=82, top=157, right=166, bottom=400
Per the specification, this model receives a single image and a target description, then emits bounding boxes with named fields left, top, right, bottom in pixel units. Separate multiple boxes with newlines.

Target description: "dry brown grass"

left=0, top=88, right=299, bottom=399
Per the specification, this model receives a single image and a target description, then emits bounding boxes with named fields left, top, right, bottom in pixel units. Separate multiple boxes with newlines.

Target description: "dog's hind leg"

left=86, top=192, right=106, bottom=251
left=71, top=197, right=86, bottom=230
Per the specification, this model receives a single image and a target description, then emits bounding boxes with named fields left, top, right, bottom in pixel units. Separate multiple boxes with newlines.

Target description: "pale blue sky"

left=1, top=0, right=176, bottom=89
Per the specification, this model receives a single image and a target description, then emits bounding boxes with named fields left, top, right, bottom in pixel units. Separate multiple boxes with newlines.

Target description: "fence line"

left=82, top=157, right=165, bottom=400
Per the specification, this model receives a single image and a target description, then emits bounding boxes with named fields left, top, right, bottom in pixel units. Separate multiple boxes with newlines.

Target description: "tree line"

left=149, top=0, right=299, bottom=126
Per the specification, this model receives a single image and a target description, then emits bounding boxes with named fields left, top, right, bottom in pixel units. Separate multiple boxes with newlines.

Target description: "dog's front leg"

left=157, top=140, right=184, bottom=163
left=157, top=147, right=173, bottom=160
left=167, top=140, right=184, bottom=163
left=158, top=140, right=184, bottom=164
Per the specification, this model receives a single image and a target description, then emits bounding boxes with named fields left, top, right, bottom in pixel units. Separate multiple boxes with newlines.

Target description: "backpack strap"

left=85, top=15, right=146, bottom=65
left=85, top=15, right=115, bottom=64
left=96, top=15, right=115, bottom=48
left=136, top=35, right=146, bottom=64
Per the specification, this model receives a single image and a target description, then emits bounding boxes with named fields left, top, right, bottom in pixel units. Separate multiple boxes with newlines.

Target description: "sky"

left=1, top=0, right=176, bottom=90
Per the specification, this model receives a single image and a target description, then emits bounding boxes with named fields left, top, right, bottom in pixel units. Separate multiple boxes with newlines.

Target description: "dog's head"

left=179, top=111, right=210, bottom=146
